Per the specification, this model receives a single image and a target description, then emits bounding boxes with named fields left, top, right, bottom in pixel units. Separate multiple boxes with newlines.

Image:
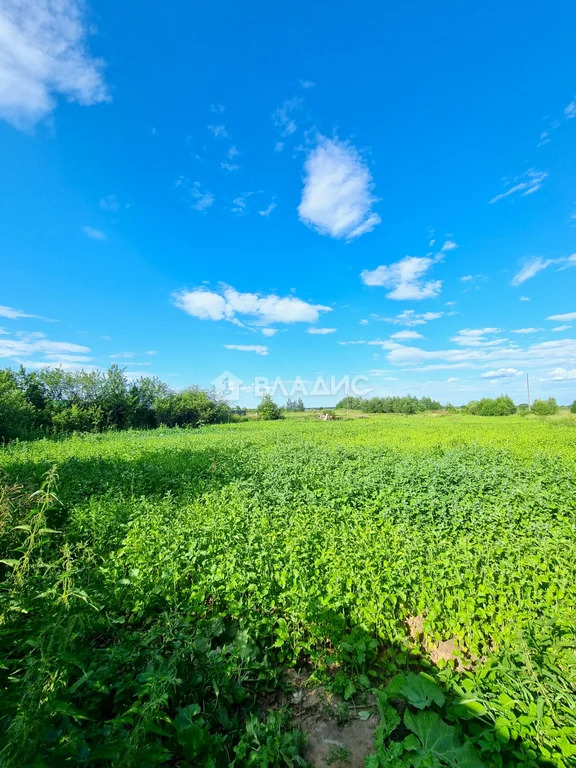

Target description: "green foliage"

left=257, top=394, right=283, bottom=420
left=335, top=395, right=442, bottom=413
left=465, top=395, right=516, bottom=416
left=0, top=370, right=36, bottom=442
left=1, top=415, right=576, bottom=765
left=155, top=386, right=232, bottom=427
left=571, top=400, right=576, bottom=414
left=531, top=397, right=559, bottom=415
left=285, top=397, right=305, bottom=412
left=0, top=366, right=232, bottom=440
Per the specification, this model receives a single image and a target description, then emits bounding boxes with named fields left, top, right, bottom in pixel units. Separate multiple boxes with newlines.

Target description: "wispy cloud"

left=261, top=328, right=278, bottom=337
left=480, top=368, right=523, bottom=380
left=541, top=367, right=576, bottom=381
left=273, top=96, right=303, bottom=138
left=210, top=104, right=225, bottom=114
left=511, top=254, right=576, bottom=285
left=0, top=331, right=89, bottom=359
left=0, top=305, right=52, bottom=321
left=511, top=328, right=542, bottom=334
left=207, top=123, right=228, bottom=138
left=451, top=328, right=504, bottom=347
left=175, top=177, right=214, bottom=212
left=224, top=344, right=268, bottom=356
left=99, top=195, right=120, bottom=212
left=382, top=310, right=444, bottom=327
left=0, top=0, right=109, bottom=129
left=361, top=256, right=441, bottom=300
left=83, top=226, right=106, bottom=240
left=489, top=169, right=547, bottom=204
left=564, top=101, right=576, bottom=119
left=258, top=202, right=277, bottom=217
left=547, top=311, right=576, bottom=322
left=173, top=285, right=331, bottom=326
left=220, top=162, right=239, bottom=172
left=307, top=327, right=336, bottom=335
left=390, top=330, right=424, bottom=340
left=298, top=136, right=380, bottom=240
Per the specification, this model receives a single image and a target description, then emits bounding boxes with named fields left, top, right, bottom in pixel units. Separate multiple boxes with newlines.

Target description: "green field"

left=1, top=414, right=575, bottom=767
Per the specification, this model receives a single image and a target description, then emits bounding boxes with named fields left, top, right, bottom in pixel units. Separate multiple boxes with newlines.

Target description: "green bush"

left=531, top=397, right=559, bottom=415
left=571, top=400, right=576, bottom=414
left=466, top=395, right=516, bottom=416
left=257, top=394, right=283, bottom=420
left=0, top=370, right=36, bottom=442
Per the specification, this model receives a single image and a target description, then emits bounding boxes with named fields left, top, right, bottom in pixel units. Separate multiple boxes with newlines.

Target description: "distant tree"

left=285, top=397, right=305, bottom=411
left=155, top=387, right=231, bottom=427
left=466, top=396, right=516, bottom=416
left=257, top=394, right=283, bottom=420
left=335, top=396, right=364, bottom=410
left=531, top=397, right=559, bottom=416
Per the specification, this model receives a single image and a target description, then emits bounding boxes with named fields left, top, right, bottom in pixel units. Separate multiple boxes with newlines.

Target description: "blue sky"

left=1, top=0, right=576, bottom=406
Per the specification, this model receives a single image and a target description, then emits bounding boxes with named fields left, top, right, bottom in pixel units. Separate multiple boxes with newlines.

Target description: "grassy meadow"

left=1, top=413, right=575, bottom=767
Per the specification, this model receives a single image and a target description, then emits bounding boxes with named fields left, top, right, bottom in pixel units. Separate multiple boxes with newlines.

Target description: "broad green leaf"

left=385, top=672, right=445, bottom=709
left=404, top=709, right=485, bottom=768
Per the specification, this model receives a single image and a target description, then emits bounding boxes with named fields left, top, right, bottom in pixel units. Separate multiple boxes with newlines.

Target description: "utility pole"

left=526, top=374, right=531, bottom=411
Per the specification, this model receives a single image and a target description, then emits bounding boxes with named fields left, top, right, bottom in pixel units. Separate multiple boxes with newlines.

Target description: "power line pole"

left=526, top=374, right=531, bottom=411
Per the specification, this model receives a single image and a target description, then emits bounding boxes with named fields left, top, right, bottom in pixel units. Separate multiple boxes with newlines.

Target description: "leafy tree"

left=531, top=397, right=559, bottom=415
left=571, top=400, right=576, bottom=414
left=257, top=394, right=283, bottom=420
left=285, top=397, right=305, bottom=411
left=335, top=396, right=364, bottom=410
left=466, top=396, right=516, bottom=416
left=155, top=387, right=231, bottom=427
left=0, top=370, right=36, bottom=441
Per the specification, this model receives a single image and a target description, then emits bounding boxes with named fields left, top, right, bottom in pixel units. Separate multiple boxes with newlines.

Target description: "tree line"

left=335, top=395, right=443, bottom=413
left=0, top=365, right=235, bottom=442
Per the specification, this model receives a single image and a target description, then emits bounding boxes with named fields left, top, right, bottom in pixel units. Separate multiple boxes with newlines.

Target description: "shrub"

left=0, top=370, right=36, bottom=442
left=531, top=397, right=559, bottom=416
left=257, top=394, right=283, bottom=420
left=466, top=396, right=516, bottom=416
left=571, top=400, right=576, bottom=414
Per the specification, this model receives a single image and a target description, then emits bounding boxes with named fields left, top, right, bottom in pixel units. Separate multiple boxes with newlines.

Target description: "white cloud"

left=210, top=104, right=225, bottom=113
left=511, top=257, right=553, bottom=285
left=489, top=169, right=548, bottom=204
left=175, top=177, right=214, bottom=212
left=227, top=145, right=239, bottom=158
left=0, top=304, right=49, bottom=320
left=446, top=377, right=459, bottom=383
left=383, top=310, right=444, bottom=327
left=173, top=285, right=331, bottom=326
left=0, top=332, right=90, bottom=359
left=385, top=338, right=576, bottom=371
left=261, top=328, right=278, bottom=337
left=511, top=328, right=542, bottom=334
left=146, top=350, right=157, bottom=355
left=480, top=368, right=523, bottom=380
left=520, top=296, right=530, bottom=302
left=307, top=327, right=337, bottom=334
left=220, top=162, right=239, bottom=172
left=110, top=351, right=133, bottom=359
left=552, top=325, right=572, bottom=332
left=564, top=101, right=576, bottom=119
left=390, top=330, right=424, bottom=340
left=361, top=256, right=441, bottom=300
left=441, top=240, right=458, bottom=252
left=0, top=0, right=109, bottom=129
left=258, top=202, right=277, bottom=217
left=273, top=96, right=302, bottom=137
left=224, top=344, right=268, bottom=356
left=83, top=225, right=106, bottom=240
left=451, top=328, right=505, bottom=347
left=541, top=367, right=576, bottom=381
left=298, top=136, right=381, bottom=240
left=207, top=123, right=228, bottom=138
left=547, top=311, right=576, bottom=322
